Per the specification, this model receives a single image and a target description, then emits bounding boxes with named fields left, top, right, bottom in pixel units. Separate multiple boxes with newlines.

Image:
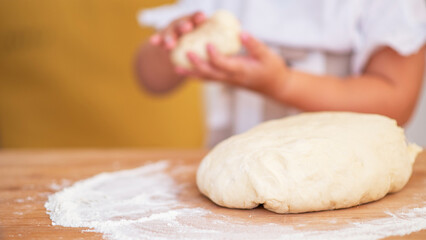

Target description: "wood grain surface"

left=0, top=149, right=424, bottom=240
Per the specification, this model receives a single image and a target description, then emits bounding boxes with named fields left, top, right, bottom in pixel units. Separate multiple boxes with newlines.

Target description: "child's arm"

left=277, top=46, right=425, bottom=126
left=135, top=12, right=206, bottom=94
left=179, top=34, right=425, bottom=125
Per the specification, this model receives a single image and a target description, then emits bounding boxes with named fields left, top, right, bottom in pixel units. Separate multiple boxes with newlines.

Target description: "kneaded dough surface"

left=171, top=10, right=241, bottom=68
left=196, top=112, right=422, bottom=213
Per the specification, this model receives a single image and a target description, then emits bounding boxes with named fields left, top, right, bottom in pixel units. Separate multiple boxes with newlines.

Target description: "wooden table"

left=0, top=149, right=425, bottom=239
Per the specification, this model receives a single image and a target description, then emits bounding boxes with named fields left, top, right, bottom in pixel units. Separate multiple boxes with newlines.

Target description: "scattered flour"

left=15, top=196, right=35, bottom=203
left=45, top=161, right=426, bottom=240
left=49, top=179, right=72, bottom=191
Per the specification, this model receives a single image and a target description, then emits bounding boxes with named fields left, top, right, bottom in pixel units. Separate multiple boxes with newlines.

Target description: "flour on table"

left=49, top=179, right=72, bottom=191
left=45, top=161, right=426, bottom=240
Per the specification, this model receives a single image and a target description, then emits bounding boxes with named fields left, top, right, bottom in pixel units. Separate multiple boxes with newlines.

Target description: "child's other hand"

left=177, top=33, right=290, bottom=94
left=149, top=12, right=206, bottom=50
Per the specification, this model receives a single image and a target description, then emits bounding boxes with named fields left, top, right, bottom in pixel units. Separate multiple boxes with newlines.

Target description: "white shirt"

left=139, top=0, right=426, bottom=147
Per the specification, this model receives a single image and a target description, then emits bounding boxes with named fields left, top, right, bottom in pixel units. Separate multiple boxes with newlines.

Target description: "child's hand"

left=176, top=33, right=290, bottom=94
left=149, top=12, right=206, bottom=50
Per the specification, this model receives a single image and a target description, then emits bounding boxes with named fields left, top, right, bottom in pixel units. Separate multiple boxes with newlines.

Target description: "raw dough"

left=196, top=112, right=422, bottom=213
left=171, top=10, right=241, bottom=69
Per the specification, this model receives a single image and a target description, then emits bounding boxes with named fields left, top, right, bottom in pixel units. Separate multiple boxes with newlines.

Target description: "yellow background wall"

left=0, top=0, right=204, bottom=148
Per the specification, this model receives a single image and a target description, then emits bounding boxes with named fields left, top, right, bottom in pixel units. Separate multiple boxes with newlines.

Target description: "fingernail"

left=187, top=52, right=196, bottom=60
left=194, top=12, right=206, bottom=24
left=207, top=43, right=214, bottom=52
left=241, top=32, right=250, bottom=43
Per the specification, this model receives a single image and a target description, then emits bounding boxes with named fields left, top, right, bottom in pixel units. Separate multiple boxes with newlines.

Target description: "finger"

left=241, top=32, right=269, bottom=59
left=207, top=43, right=245, bottom=74
left=149, top=34, right=161, bottom=46
left=187, top=52, right=228, bottom=80
left=159, top=12, right=206, bottom=50
left=161, top=27, right=178, bottom=50
left=192, top=11, right=207, bottom=26
left=176, top=20, right=194, bottom=35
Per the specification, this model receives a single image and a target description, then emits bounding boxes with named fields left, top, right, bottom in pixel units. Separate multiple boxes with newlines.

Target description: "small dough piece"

left=196, top=112, right=422, bottom=213
left=171, top=10, right=241, bottom=69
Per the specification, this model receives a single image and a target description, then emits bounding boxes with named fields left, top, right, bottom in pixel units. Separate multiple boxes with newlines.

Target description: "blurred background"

left=0, top=0, right=425, bottom=149
left=0, top=0, right=205, bottom=149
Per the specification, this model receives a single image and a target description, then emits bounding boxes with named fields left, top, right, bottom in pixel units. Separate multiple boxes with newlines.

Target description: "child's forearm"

left=272, top=71, right=414, bottom=125
left=267, top=46, right=425, bottom=126
left=135, top=42, right=185, bottom=94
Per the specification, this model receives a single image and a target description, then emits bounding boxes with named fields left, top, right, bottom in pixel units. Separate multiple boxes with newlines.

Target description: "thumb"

left=241, top=32, right=269, bottom=59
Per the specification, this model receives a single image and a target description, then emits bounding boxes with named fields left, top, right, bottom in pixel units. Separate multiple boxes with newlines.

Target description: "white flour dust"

left=45, top=161, right=426, bottom=240
left=49, top=179, right=72, bottom=191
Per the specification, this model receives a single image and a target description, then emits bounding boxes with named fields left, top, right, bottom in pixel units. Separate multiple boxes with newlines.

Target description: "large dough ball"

left=171, top=10, right=241, bottom=69
left=196, top=112, right=422, bottom=213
